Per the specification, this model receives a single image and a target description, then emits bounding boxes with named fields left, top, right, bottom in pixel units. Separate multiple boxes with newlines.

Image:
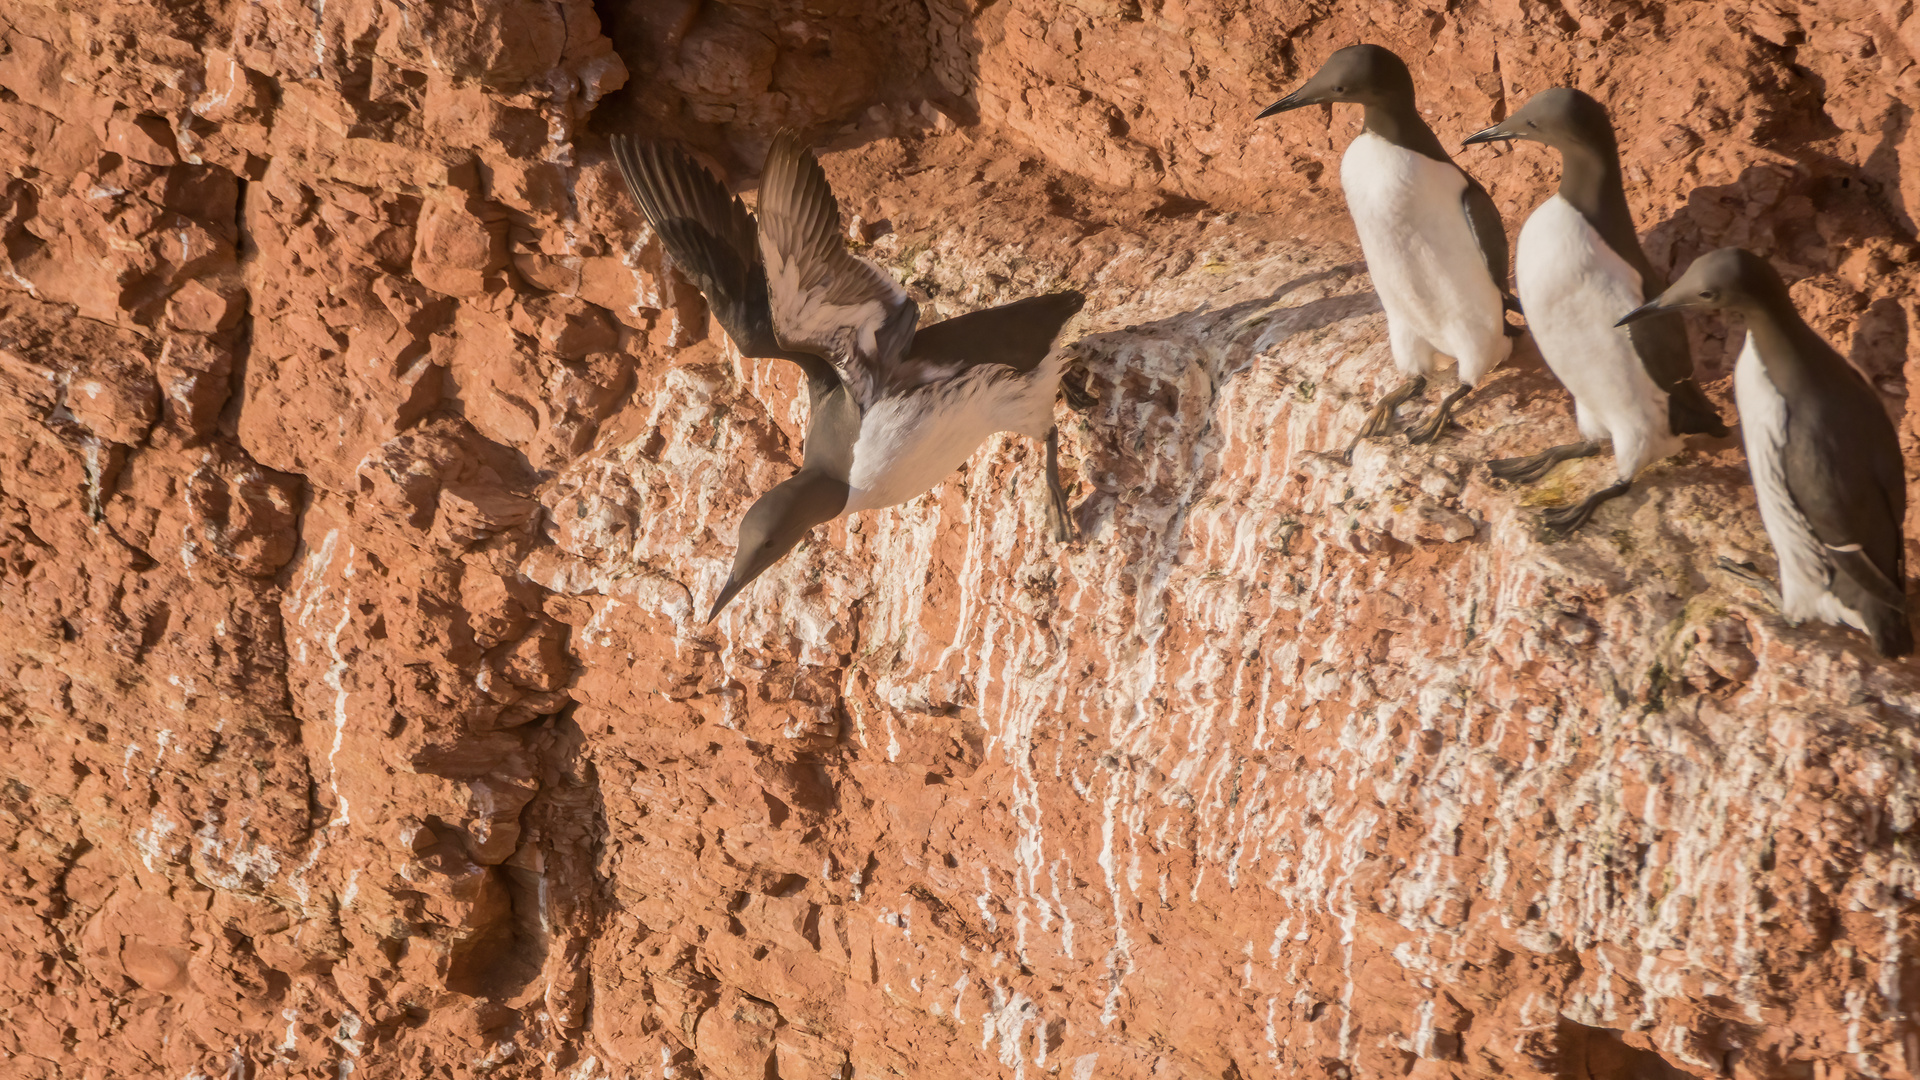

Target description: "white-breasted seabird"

left=1620, top=247, right=1912, bottom=657
left=1259, top=44, right=1516, bottom=457
left=1463, top=88, right=1729, bottom=533
left=611, top=133, right=1086, bottom=620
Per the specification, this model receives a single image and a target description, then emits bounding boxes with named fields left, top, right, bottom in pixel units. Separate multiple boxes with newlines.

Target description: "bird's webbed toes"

left=1486, top=451, right=1558, bottom=483
left=1540, top=480, right=1631, bottom=536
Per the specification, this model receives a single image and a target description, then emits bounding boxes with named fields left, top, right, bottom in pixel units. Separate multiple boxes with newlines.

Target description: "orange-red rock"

left=5, top=0, right=1920, bottom=1077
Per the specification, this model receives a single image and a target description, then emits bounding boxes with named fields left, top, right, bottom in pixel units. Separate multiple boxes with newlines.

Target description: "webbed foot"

left=1061, top=358, right=1097, bottom=412
left=1541, top=480, right=1632, bottom=536
left=1045, top=427, right=1074, bottom=542
left=1716, top=556, right=1784, bottom=611
left=1487, top=440, right=1604, bottom=484
left=1405, top=384, right=1471, bottom=445
left=1342, top=375, right=1427, bottom=463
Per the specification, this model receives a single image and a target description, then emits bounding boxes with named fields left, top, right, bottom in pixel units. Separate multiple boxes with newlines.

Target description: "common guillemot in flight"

left=1464, top=88, right=1729, bottom=533
left=611, top=133, right=1086, bottom=620
left=1259, top=44, right=1516, bottom=458
left=1620, top=247, right=1911, bottom=657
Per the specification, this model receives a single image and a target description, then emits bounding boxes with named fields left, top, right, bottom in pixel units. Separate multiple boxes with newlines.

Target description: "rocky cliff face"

left=5, top=1, right=1920, bottom=1077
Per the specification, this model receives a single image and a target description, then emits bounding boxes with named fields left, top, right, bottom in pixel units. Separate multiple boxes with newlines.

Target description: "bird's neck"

left=1556, top=145, right=1653, bottom=283
left=1744, top=304, right=1847, bottom=393
left=1555, top=146, right=1626, bottom=225
left=801, top=384, right=861, bottom=477
left=786, top=469, right=853, bottom=531
left=1362, top=101, right=1450, bottom=164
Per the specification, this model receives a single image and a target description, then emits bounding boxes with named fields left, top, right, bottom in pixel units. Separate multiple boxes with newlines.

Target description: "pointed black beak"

left=1615, top=300, right=1667, bottom=327
left=706, top=575, right=746, bottom=622
left=1461, top=123, right=1519, bottom=147
left=1257, top=88, right=1311, bottom=119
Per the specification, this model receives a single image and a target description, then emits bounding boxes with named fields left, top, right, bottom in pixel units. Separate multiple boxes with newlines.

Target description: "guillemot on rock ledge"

left=1259, top=43, right=1517, bottom=460
left=1620, top=247, right=1912, bottom=658
left=1464, top=88, right=1728, bottom=535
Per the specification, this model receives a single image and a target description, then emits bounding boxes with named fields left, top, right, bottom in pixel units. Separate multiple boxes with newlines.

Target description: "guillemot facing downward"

left=611, top=133, right=1085, bottom=620
left=1620, top=248, right=1912, bottom=657
left=1464, top=88, right=1728, bottom=533
left=1259, top=44, right=1515, bottom=457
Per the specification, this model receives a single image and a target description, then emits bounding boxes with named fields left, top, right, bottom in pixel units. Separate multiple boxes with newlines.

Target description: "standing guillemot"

left=1463, top=88, right=1729, bottom=534
left=1259, top=44, right=1516, bottom=458
left=611, top=133, right=1086, bottom=620
left=1619, top=248, right=1912, bottom=657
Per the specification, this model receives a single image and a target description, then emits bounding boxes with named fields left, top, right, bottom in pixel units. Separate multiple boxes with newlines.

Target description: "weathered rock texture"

left=5, top=0, right=1920, bottom=1077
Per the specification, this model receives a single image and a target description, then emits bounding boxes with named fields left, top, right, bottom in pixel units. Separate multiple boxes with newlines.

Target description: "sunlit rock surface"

left=4, top=0, right=1920, bottom=1077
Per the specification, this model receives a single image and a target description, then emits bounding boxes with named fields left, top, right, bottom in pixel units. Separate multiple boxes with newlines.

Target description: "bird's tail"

left=1666, top=379, right=1731, bottom=438
left=1866, top=605, right=1915, bottom=658
left=1829, top=548, right=1914, bottom=658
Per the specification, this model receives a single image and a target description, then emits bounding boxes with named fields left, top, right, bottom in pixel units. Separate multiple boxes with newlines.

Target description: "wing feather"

left=610, top=137, right=767, bottom=353
left=1460, top=178, right=1516, bottom=309
left=757, top=130, right=917, bottom=412
left=610, top=136, right=841, bottom=398
left=1781, top=357, right=1910, bottom=624
left=898, top=291, right=1086, bottom=386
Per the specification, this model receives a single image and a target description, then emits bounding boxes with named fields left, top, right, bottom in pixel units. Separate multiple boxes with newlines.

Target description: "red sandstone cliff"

left=4, top=1, right=1920, bottom=1077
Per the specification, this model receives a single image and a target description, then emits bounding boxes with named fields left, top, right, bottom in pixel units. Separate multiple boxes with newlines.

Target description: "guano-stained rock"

left=4, top=1, right=1920, bottom=1078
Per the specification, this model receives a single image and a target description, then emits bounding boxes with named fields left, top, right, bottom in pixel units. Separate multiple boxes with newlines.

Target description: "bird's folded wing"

left=610, top=137, right=781, bottom=357
left=1460, top=179, right=1516, bottom=305
left=1785, top=398, right=1909, bottom=614
left=1625, top=309, right=1728, bottom=437
left=757, top=130, right=917, bottom=412
left=1624, top=309, right=1696, bottom=394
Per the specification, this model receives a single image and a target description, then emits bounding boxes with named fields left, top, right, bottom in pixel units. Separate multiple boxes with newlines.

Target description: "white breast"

left=1340, top=132, right=1509, bottom=383
left=1734, top=334, right=1865, bottom=630
left=1515, top=195, right=1679, bottom=478
left=842, top=355, right=1061, bottom=513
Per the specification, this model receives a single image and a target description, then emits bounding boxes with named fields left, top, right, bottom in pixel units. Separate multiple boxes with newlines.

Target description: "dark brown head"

left=708, top=472, right=849, bottom=621
left=1462, top=87, right=1619, bottom=159
left=1258, top=45, right=1416, bottom=118
left=1616, top=247, right=1790, bottom=325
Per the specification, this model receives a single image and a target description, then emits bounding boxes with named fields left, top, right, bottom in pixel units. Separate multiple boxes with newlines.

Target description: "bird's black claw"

left=1357, top=404, right=1398, bottom=439
left=1342, top=376, right=1431, bottom=460
left=1540, top=501, right=1597, bottom=535
left=1539, top=480, right=1631, bottom=537
left=1045, top=427, right=1075, bottom=542
left=1488, top=442, right=1601, bottom=484
left=1404, top=412, right=1450, bottom=445
left=1487, top=453, right=1556, bottom=484
left=1406, top=385, right=1470, bottom=446
left=1715, top=556, right=1785, bottom=612
left=1062, top=370, right=1097, bottom=412
left=1047, top=485, right=1074, bottom=542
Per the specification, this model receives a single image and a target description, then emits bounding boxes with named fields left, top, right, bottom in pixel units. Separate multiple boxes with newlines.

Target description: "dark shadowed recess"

left=1636, top=45, right=1918, bottom=397
left=1554, top=1019, right=1707, bottom=1080
left=585, top=0, right=974, bottom=177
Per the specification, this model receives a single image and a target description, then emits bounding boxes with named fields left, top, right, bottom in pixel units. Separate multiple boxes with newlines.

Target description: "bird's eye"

left=1527, top=120, right=1539, bottom=128
left=1698, top=290, right=1715, bottom=301
left=1334, top=85, right=1346, bottom=93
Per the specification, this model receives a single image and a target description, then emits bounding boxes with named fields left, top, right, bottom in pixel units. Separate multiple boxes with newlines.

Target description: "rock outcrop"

left=3, top=0, right=1920, bottom=1077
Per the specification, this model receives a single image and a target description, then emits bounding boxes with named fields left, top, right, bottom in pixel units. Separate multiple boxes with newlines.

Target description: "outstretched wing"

left=898, top=291, right=1086, bottom=386
left=1460, top=177, right=1517, bottom=310
left=609, top=136, right=839, bottom=397
left=756, top=130, right=918, bottom=413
